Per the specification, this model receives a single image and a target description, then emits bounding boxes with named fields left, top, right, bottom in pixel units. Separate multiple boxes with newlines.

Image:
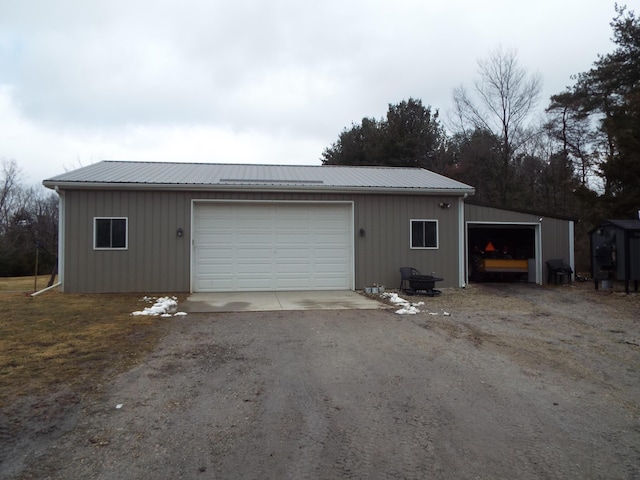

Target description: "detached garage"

left=43, top=161, right=575, bottom=294
left=44, top=161, right=475, bottom=293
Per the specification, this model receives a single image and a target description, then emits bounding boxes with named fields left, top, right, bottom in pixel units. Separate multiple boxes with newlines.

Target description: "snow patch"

left=380, top=292, right=451, bottom=317
left=381, top=292, right=424, bottom=315
left=131, top=296, right=187, bottom=317
left=395, top=305, right=421, bottom=315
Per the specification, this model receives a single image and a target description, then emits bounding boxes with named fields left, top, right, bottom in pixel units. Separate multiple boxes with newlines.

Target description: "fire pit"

left=406, top=275, right=443, bottom=297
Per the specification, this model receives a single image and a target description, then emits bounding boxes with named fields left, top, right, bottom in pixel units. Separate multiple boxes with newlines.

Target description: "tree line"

left=321, top=6, right=639, bottom=270
left=0, top=159, right=58, bottom=280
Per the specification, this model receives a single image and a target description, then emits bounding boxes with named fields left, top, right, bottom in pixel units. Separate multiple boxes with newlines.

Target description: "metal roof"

left=465, top=200, right=576, bottom=221
left=598, top=219, right=640, bottom=231
left=43, top=160, right=475, bottom=194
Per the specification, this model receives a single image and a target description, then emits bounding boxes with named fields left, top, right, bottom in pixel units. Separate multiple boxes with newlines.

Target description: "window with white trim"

left=410, top=219, right=438, bottom=249
left=94, top=217, right=128, bottom=250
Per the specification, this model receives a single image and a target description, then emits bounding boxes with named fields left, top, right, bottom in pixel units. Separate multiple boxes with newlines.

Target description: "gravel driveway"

left=6, top=283, right=640, bottom=479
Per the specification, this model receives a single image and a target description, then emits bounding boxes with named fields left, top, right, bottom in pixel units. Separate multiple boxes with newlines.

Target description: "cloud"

left=0, top=0, right=619, bottom=184
left=3, top=0, right=369, bottom=131
left=0, top=85, right=326, bottom=184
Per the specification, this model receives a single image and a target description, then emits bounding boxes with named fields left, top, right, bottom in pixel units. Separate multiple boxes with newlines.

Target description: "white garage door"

left=193, top=202, right=353, bottom=292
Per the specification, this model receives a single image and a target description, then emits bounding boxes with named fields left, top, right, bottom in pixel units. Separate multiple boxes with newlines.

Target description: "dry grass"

left=0, top=277, right=180, bottom=407
left=0, top=275, right=53, bottom=293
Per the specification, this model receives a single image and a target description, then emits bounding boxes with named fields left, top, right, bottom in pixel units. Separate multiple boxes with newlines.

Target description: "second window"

left=410, top=219, right=438, bottom=249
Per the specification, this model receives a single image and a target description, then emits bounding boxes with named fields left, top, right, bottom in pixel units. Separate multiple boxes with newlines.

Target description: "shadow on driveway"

left=181, top=290, right=388, bottom=312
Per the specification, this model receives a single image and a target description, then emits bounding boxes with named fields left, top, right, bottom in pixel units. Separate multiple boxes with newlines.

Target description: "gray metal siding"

left=465, top=203, right=541, bottom=224
left=540, top=216, right=572, bottom=278
left=354, top=194, right=460, bottom=290
left=62, top=189, right=462, bottom=293
left=64, top=190, right=191, bottom=293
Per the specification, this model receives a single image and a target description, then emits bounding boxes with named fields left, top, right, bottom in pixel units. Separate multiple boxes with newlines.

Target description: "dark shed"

left=590, top=219, right=640, bottom=293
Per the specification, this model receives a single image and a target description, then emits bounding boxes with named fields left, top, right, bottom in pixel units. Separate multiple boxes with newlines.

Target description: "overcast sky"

left=0, top=0, right=620, bottom=185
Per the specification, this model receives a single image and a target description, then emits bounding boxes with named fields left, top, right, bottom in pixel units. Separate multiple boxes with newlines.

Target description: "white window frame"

left=410, top=219, right=439, bottom=249
left=94, top=217, right=128, bottom=250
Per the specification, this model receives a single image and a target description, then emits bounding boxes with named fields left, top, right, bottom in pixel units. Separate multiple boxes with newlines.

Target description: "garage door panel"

left=236, top=278, right=274, bottom=290
left=315, top=262, right=349, bottom=272
left=236, top=216, right=272, bottom=226
left=198, top=275, right=231, bottom=286
left=196, top=279, right=217, bottom=290
left=315, top=247, right=349, bottom=258
left=197, top=232, right=234, bottom=243
left=236, top=246, right=272, bottom=257
left=275, top=265, right=309, bottom=275
left=274, top=262, right=310, bottom=272
left=236, top=272, right=272, bottom=281
left=275, top=234, right=309, bottom=243
left=277, top=215, right=309, bottom=225
left=274, top=272, right=312, bottom=283
left=237, top=235, right=272, bottom=245
left=314, top=220, right=346, bottom=229
left=196, top=262, right=232, bottom=273
left=236, top=265, right=271, bottom=275
left=314, top=230, right=347, bottom=239
left=197, top=249, right=234, bottom=261
left=193, top=203, right=352, bottom=292
left=276, top=247, right=310, bottom=257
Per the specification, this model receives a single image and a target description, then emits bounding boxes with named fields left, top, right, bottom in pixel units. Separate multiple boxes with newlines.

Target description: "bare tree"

left=0, top=158, right=23, bottom=235
left=0, top=158, right=59, bottom=278
left=451, top=47, right=542, bottom=205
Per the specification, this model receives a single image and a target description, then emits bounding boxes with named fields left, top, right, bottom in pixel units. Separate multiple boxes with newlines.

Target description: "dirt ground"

left=2, top=282, right=640, bottom=479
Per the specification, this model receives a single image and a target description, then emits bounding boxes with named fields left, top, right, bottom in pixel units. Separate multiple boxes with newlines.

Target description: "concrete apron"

left=181, top=290, right=388, bottom=313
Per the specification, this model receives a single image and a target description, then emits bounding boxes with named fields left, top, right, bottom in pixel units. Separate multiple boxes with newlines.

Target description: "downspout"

left=54, top=186, right=65, bottom=292
left=569, top=220, right=575, bottom=281
left=31, top=282, right=62, bottom=297
left=458, top=194, right=467, bottom=287
left=536, top=218, right=543, bottom=284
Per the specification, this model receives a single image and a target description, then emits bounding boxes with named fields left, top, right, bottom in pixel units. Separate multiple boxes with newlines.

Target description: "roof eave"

left=43, top=181, right=475, bottom=196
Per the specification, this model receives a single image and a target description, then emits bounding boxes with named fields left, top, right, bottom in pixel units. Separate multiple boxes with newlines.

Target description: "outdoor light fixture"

left=176, top=227, right=183, bottom=237
left=439, top=202, right=451, bottom=209
left=359, top=228, right=366, bottom=237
